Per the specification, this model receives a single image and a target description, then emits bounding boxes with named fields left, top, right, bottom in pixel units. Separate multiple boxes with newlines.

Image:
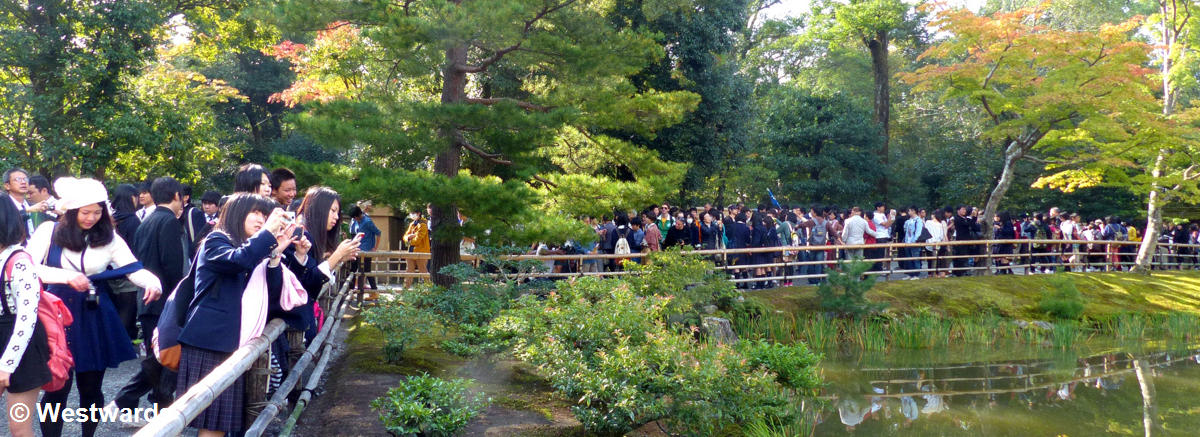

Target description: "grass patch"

left=755, top=271, right=1200, bottom=320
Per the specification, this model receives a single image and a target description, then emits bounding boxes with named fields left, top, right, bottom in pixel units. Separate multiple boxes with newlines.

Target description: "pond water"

left=814, top=340, right=1200, bottom=436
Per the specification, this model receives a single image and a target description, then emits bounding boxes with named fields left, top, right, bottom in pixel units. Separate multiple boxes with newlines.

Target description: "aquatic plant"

left=846, top=319, right=888, bottom=351
left=742, top=403, right=820, bottom=437
left=891, top=314, right=947, bottom=349
left=1106, top=313, right=1147, bottom=340
left=1049, top=321, right=1086, bottom=349
left=795, top=315, right=839, bottom=351
left=1161, top=312, right=1200, bottom=340
left=955, top=315, right=1001, bottom=345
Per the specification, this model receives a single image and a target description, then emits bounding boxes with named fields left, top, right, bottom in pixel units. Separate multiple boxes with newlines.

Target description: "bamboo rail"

left=136, top=273, right=358, bottom=436
left=133, top=320, right=287, bottom=436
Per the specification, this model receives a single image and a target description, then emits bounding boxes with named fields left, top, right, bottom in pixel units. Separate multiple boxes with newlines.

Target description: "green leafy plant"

left=362, top=298, right=435, bottom=363
left=742, top=340, right=822, bottom=390
left=493, top=277, right=819, bottom=436
left=816, top=259, right=886, bottom=318
left=624, top=249, right=740, bottom=316
left=1038, top=275, right=1085, bottom=320
left=370, top=373, right=490, bottom=437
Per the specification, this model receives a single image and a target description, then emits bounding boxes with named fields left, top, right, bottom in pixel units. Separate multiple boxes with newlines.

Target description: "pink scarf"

left=240, top=259, right=308, bottom=347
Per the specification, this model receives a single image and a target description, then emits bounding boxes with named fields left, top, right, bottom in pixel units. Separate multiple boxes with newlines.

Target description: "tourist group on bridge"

left=0, top=165, right=375, bottom=437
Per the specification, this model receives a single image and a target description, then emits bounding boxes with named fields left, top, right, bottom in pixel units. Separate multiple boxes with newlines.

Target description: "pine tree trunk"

left=868, top=31, right=890, bottom=201
left=429, top=43, right=467, bottom=287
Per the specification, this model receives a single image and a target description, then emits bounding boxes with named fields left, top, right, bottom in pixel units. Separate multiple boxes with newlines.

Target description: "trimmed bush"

left=492, top=277, right=821, bottom=436
left=362, top=298, right=434, bottom=363
left=1039, top=275, right=1085, bottom=320
left=371, top=373, right=489, bottom=437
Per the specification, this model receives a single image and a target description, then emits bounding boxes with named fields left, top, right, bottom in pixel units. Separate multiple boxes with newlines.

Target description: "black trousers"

left=40, top=369, right=105, bottom=437
left=112, top=290, right=139, bottom=342
left=952, top=245, right=972, bottom=276
left=114, top=314, right=177, bottom=410
left=350, top=256, right=376, bottom=289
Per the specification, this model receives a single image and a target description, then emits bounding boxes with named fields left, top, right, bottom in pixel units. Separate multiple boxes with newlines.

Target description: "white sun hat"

left=54, top=177, right=110, bottom=212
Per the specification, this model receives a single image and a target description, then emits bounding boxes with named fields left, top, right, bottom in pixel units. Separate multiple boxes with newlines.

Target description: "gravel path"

left=0, top=357, right=199, bottom=436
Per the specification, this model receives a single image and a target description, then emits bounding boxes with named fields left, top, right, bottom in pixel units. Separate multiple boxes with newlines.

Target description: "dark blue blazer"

left=275, top=230, right=328, bottom=336
left=726, top=222, right=751, bottom=249
left=179, top=229, right=280, bottom=353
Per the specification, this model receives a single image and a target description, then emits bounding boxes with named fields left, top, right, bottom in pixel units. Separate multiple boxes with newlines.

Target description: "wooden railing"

left=134, top=275, right=356, bottom=437
left=355, top=239, right=1200, bottom=288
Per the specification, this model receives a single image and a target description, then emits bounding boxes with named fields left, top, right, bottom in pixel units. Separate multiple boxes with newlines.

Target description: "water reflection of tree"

left=817, top=346, right=1200, bottom=435
left=1134, top=359, right=1160, bottom=437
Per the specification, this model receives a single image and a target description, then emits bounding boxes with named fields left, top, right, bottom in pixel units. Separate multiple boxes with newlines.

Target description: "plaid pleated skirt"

left=176, top=344, right=243, bottom=432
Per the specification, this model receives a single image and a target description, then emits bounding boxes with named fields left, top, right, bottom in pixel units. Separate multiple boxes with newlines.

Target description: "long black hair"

left=234, top=163, right=268, bottom=194
left=216, top=193, right=277, bottom=246
left=298, top=186, right=342, bottom=261
left=0, top=196, right=25, bottom=247
left=53, top=203, right=115, bottom=251
left=111, top=184, right=140, bottom=215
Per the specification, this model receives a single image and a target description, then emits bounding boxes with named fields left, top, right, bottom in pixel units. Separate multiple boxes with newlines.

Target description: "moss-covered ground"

left=296, top=308, right=586, bottom=437
left=754, top=271, right=1200, bottom=319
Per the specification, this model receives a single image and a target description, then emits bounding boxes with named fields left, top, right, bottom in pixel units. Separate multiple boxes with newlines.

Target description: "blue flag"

left=767, top=189, right=782, bottom=209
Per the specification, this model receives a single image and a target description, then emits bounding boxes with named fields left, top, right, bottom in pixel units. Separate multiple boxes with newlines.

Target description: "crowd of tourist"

left=513, top=202, right=1200, bottom=289
left=0, top=165, right=377, bottom=437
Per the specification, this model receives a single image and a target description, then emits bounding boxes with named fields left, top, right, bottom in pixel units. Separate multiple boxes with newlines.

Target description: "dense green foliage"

left=491, top=276, right=820, bottom=435
left=370, top=373, right=489, bottom=437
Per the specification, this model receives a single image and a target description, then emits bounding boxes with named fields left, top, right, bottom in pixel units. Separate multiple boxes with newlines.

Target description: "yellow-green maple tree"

left=902, top=4, right=1158, bottom=261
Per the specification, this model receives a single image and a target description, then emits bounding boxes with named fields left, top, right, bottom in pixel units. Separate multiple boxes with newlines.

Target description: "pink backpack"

left=3, top=251, right=74, bottom=391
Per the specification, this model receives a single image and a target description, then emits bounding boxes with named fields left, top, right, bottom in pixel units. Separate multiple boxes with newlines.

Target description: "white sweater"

left=26, top=222, right=160, bottom=292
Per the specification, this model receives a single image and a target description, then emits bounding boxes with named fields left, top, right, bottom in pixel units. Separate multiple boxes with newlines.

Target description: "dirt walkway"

left=293, top=306, right=585, bottom=437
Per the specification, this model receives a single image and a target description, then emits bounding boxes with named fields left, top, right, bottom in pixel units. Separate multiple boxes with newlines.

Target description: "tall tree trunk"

left=1134, top=154, right=1166, bottom=273
left=1134, top=359, right=1160, bottom=437
left=867, top=31, right=890, bottom=201
left=428, top=43, right=467, bottom=287
left=1135, top=3, right=1184, bottom=274
left=980, top=140, right=1026, bottom=274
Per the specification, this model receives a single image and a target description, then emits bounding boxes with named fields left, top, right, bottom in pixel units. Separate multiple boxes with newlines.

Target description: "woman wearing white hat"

left=25, top=177, right=162, bottom=437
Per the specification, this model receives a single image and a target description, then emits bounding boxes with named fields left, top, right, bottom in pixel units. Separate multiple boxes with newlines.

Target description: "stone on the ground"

left=702, top=317, right=738, bottom=345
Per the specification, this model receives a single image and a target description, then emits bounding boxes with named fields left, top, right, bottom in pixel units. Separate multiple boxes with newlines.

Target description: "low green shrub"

left=493, top=277, right=820, bottom=436
left=817, top=259, right=886, bottom=318
left=362, top=298, right=434, bottom=363
left=742, top=340, right=821, bottom=390
left=371, top=373, right=490, bottom=437
left=1038, top=275, right=1085, bottom=320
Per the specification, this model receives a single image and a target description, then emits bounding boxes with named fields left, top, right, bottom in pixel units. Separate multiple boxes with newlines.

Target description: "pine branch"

left=465, top=97, right=552, bottom=112
left=455, top=132, right=513, bottom=165
left=456, top=0, right=581, bottom=73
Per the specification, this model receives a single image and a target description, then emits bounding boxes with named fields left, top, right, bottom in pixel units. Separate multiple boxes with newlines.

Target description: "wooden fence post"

left=244, top=348, right=272, bottom=429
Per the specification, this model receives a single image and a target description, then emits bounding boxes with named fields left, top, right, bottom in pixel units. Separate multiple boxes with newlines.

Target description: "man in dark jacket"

left=663, top=214, right=692, bottom=248
left=178, top=184, right=208, bottom=256
left=111, top=177, right=189, bottom=414
left=724, top=212, right=752, bottom=284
